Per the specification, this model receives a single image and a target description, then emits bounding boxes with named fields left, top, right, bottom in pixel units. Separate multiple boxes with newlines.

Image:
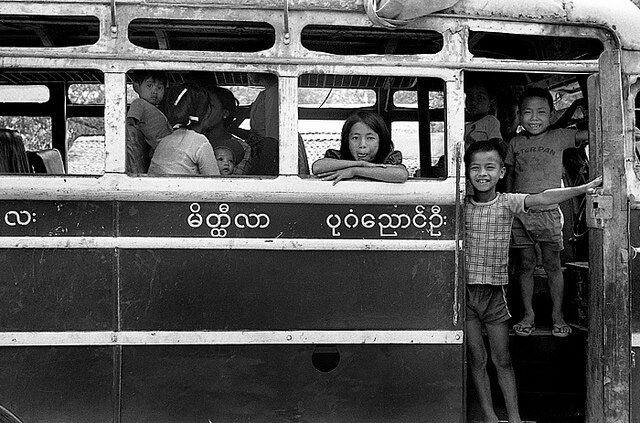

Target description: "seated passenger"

left=204, top=86, right=253, bottom=175
left=148, top=84, right=219, bottom=176
left=312, top=111, right=408, bottom=183
left=126, top=70, right=172, bottom=173
left=0, top=128, right=31, bottom=173
left=249, top=74, right=310, bottom=174
left=464, top=82, right=503, bottom=147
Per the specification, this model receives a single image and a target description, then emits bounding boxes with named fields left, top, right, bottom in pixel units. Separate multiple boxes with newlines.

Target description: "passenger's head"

left=214, top=146, right=236, bottom=176
left=340, top=111, right=393, bottom=163
left=209, top=86, right=239, bottom=128
left=212, top=136, right=244, bottom=176
left=464, top=138, right=506, bottom=194
left=465, top=82, right=495, bottom=121
left=0, top=129, right=30, bottom=173
left=164, top=83, right=212, bottom=130
left=131, top=70, right=168, bottom=106
left=518, top=87, right=554, bottom=135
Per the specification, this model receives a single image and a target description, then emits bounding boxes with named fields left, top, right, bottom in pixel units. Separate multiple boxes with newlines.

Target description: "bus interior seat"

left=27, top=148, right=65, bottom=174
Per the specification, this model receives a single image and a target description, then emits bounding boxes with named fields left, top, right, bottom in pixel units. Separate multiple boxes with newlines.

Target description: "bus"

left=0, top=0, right=638, bottom=421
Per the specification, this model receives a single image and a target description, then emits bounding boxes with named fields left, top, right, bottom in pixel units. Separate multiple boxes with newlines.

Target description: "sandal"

left=513, top=321, right=535, bottom=336
left=552, top=323, right=572, bottom=337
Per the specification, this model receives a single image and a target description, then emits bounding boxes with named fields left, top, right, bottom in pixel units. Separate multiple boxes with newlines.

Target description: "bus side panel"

left=0, top=346, right=114, bottom=422
left=0, top=249, right=116, bottom=331
left=120, top=249, right=458, bottom=330
left=120, top=344, right=463, bottom=423
left=634, top=347, right=640, bottom=422
left=631, top=208, right=640, bottom=332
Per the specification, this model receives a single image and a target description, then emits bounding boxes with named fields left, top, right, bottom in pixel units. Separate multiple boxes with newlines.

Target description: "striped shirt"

left=465, top=193, right=528, bottom=286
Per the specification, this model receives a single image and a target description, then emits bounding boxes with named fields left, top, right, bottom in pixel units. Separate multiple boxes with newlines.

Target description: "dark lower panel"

left=629, top=209, right=640, bottom=332
left=0, top=249, right=115, bottom=331
left=120, top=249, right=458, bottom=331
left=633, top=346, right=640, bottom=423
left=0, top=347, right=113, bottom=422
left=121, top=344, right=463, bottom=423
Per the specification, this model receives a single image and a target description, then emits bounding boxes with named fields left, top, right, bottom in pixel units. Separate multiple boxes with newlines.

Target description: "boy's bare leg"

left=540, top=246, right=566, bottom=327
left=486, top=322, right=523, bottom=423
left=466, top=318, right=499, bottom=423
left=516, top=247, right=537, bottom=326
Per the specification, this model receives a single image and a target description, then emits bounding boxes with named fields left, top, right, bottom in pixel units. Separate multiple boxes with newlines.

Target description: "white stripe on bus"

left=0, top=174, right=459, bottom=203
left=633, top=332, right=640, bottom=348
left=0, top=237, right=459, bottom=251
left=0, top=330, right=463, bottom=346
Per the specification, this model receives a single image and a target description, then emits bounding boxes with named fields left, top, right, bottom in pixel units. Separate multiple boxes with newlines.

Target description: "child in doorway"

left=312, top=111, right=408, bottom=184
left=148, top=83, right=219, bottom=176
left=505, top=87, right=589, bottom=337
left=464, top=139, right=600, bottom=423
left=126, top=70, right=172, bottom=173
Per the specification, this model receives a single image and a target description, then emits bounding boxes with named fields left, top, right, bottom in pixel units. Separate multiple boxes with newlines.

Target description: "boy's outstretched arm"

left=525, top=176, right=602, bottom=208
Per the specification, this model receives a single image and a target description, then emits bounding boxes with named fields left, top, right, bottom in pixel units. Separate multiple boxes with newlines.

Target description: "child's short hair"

left=130, top=70, right=168, bottom=86
left=519, top=87, right=554, bottom=112
left=464, top=138, right=506, bottom=167
left=164, top=83, right=210, bottom=128
left=339, top=111, right=393, bottom=164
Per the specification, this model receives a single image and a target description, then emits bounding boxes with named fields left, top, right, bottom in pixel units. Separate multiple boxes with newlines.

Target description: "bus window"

left=299, top=73, right=445, bottom=179
left=0, top=69, right=105, bottom=175
left=301, top=25, right=443, bottom=55
left=0, top=15, right=99, bottom=47
left=126, top=70, right=276, bottom=177
left=468, top=31, right=603, bottom=61
left=128, top=19, right=275, bottom=52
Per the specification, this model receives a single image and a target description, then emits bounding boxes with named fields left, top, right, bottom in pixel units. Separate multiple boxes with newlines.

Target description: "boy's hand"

left=584, top=175, right=603, bottom=194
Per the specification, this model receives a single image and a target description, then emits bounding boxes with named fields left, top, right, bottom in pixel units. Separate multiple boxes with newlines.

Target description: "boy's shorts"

left=511, top=208, right=563, bottom=251
left=466, top=284, right=511, bottom=325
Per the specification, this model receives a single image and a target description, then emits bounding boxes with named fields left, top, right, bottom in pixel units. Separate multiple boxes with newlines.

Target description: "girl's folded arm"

left=312, top=157, right=363, bottom=174
left=354, top=164, right=408, bottom=183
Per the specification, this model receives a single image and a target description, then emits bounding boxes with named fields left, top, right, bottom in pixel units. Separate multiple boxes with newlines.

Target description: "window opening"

left=0, top=68, right=104, bottom=175
left=125, top=70, right=278, bottom=177
left=299, top=73, right=445, bottom=180
left=302, top=25, right=443, bottom=55
left=0, top=15, right=99, bottom=47
left=128, top=19, right=275, bottom=52
left=468, top=31, right=604, bottom=61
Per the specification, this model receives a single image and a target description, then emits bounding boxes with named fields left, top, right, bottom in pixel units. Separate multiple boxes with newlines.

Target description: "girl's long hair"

left=0, top=129, right=30, bottom=173
left=339, top=111, right=393, bottom=164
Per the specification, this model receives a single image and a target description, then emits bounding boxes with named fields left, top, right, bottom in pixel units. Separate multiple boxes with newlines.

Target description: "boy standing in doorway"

left=505, top=88, right=588, bottom=337
left=464, top=139, right=599, bottom=423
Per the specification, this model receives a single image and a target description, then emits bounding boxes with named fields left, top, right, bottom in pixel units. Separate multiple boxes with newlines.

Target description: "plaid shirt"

left=465, top=193, right=528, bottom=286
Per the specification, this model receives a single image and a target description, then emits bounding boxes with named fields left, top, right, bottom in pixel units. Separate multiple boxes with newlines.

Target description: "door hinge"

left=586, top=194, right=613, bottom=229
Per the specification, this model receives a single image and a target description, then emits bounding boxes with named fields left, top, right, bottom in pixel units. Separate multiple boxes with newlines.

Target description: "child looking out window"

left=311, top=111, right=408, bottom=184
left=126, top=70, right=172, bottom=173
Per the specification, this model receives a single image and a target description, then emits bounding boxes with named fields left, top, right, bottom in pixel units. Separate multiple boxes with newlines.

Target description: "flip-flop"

left=552, top=323, right=572, bottom=337
left=513, top=321, right=535, bottom=336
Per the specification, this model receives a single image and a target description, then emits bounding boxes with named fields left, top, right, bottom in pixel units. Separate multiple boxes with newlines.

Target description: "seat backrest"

left=27, top=148, right=65, bottom=174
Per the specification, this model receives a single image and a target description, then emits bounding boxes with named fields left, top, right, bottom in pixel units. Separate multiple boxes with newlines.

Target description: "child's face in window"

left=467, top=150, right=505, bottom=195
left=348, top=121, right=379, bottom=162
left=215, top=148, right=235, bottom=175
left=520, top=96, right=551, bottom=135
left=134, top=77, right=165, bottom=106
